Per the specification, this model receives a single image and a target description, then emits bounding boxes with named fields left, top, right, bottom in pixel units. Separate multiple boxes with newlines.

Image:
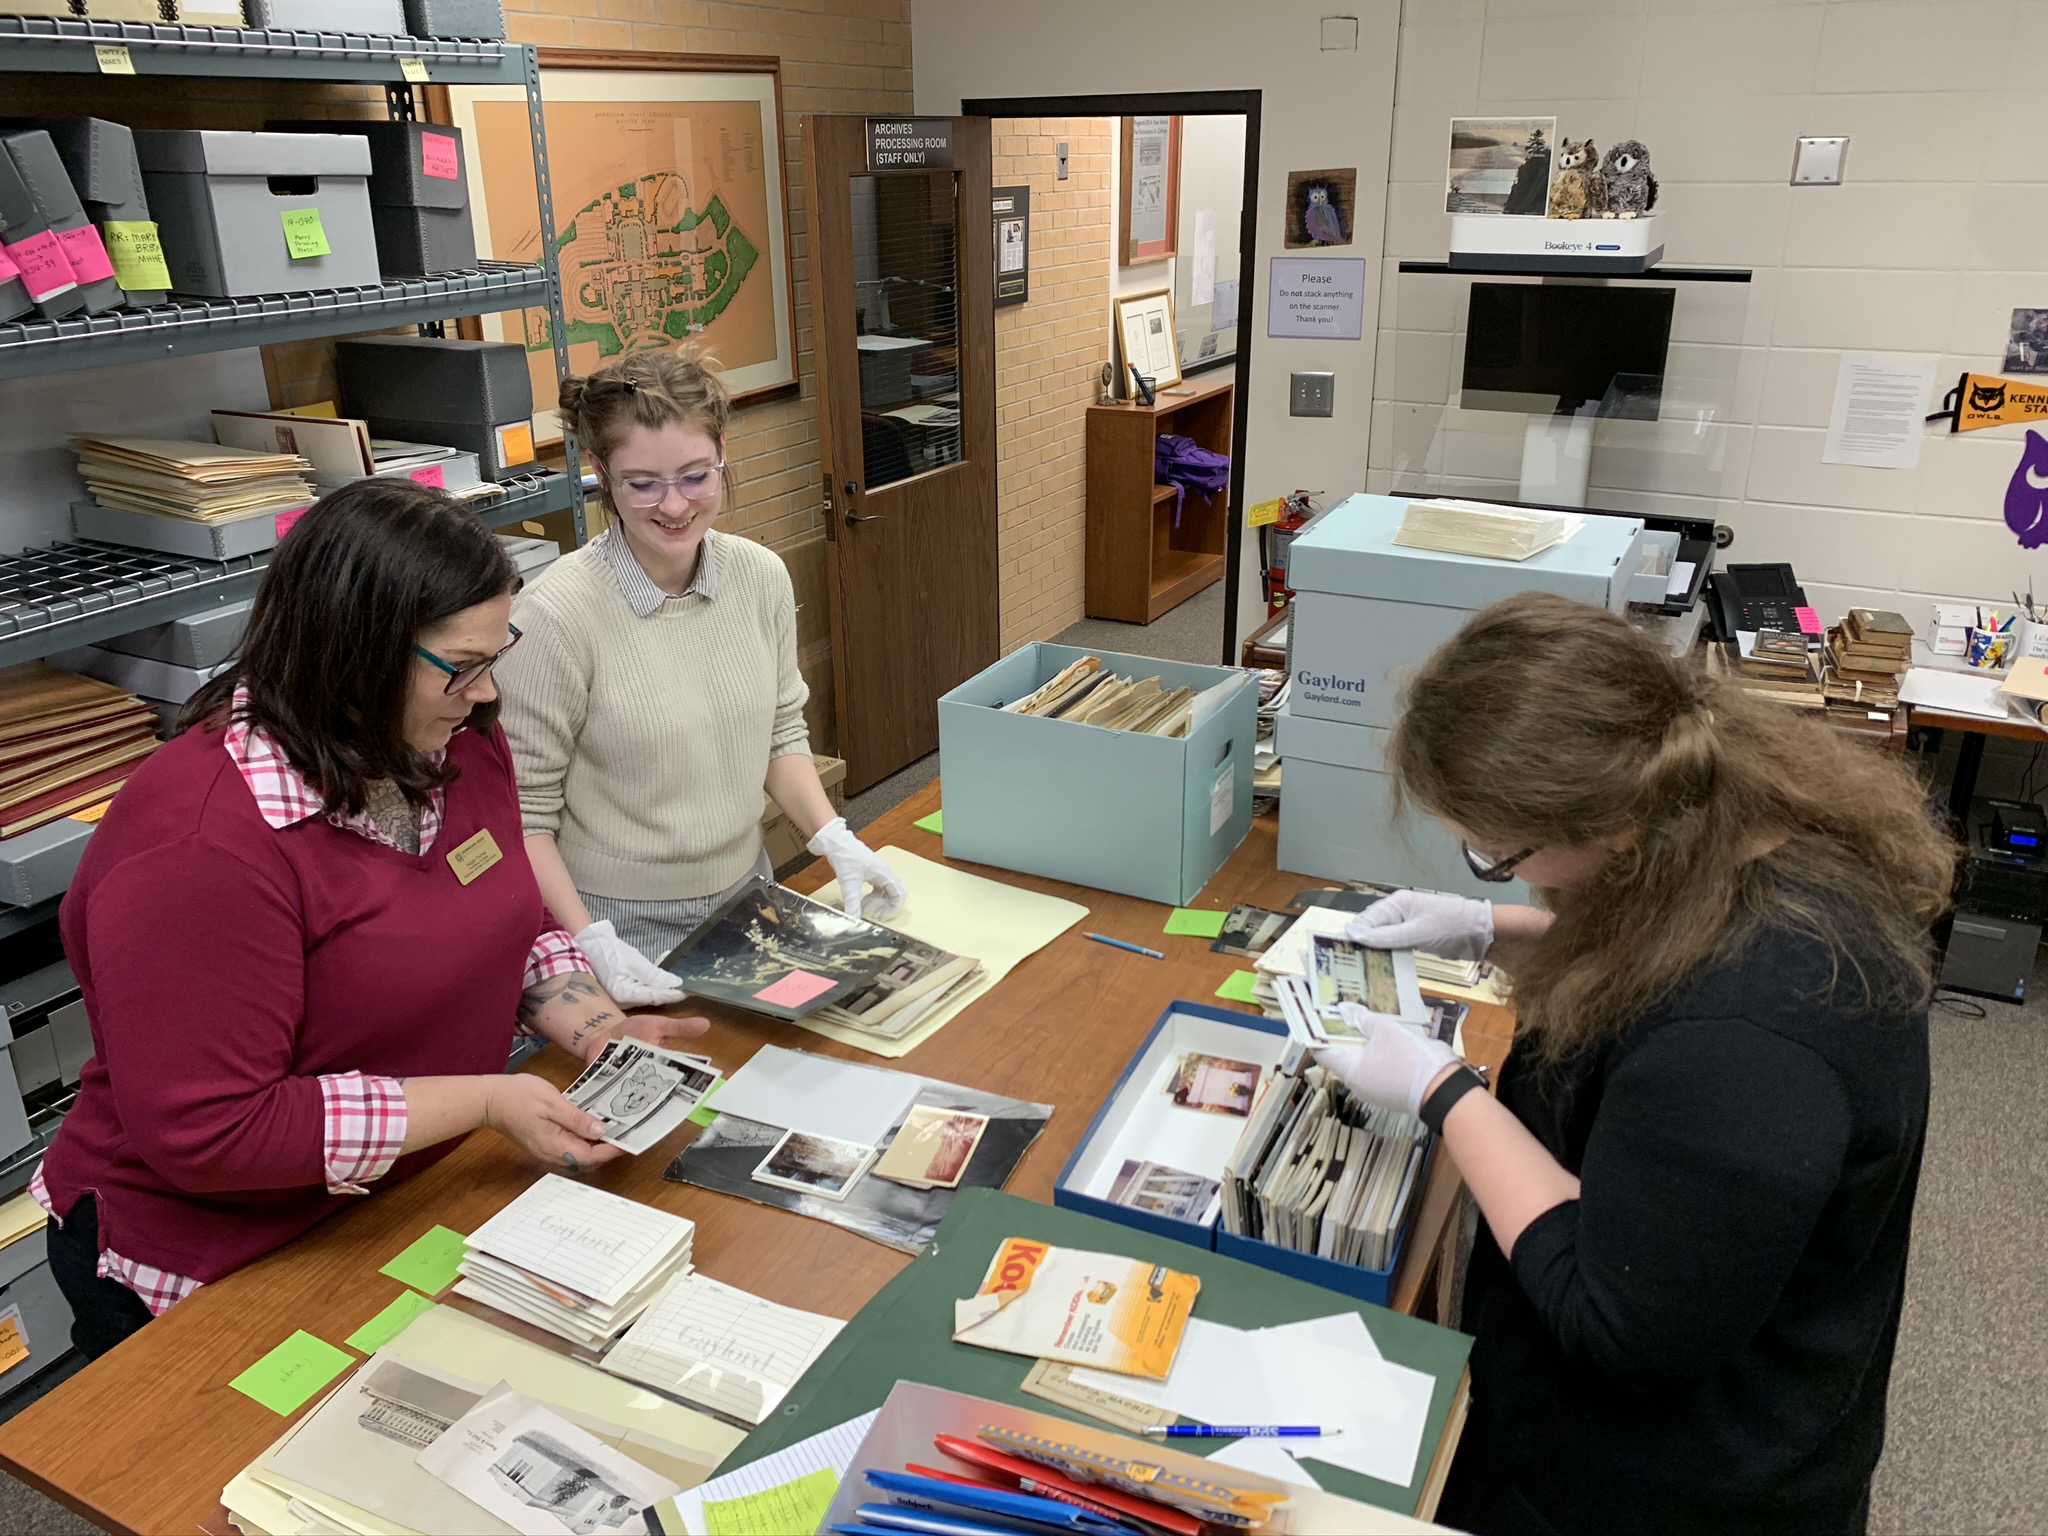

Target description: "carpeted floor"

left=3, top=578, right=2040, bottom=1533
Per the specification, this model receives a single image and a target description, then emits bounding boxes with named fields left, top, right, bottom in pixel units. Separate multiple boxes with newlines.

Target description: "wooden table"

left=1907, top=703, right=2048, bottom=824
left=0, top=780, right=1512, bottom=1535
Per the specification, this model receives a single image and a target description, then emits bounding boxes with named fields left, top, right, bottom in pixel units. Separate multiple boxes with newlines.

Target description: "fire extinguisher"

left=1263, top=490, right=1323, bottom=615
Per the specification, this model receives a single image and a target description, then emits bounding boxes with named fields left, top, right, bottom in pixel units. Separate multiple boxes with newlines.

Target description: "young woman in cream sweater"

left=496, top=352, right=903, bottom=1004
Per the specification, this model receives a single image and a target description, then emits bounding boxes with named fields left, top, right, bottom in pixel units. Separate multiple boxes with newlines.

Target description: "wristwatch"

left=1420, top=1064, right=1488, bottom=1134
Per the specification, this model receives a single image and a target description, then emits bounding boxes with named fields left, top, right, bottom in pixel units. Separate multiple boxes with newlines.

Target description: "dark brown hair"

left=558, top=350, right=734, bottom=516
left=1388, top=591, right=1956, bottom=1057
left=180, top=479, right=519, bottom=817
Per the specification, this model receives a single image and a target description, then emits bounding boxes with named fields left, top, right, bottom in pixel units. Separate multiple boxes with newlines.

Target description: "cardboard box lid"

left=1, top=130, right=88, bottom=226
left=0, top=143, right=43, bottom=237
left=133, top=129, right=372, bottom=181
left=335, top=336, right=534, bottom=424
left=1287, top=492, right=1642, bottom=609
left=15, top=119, right=144, bottom=210
left=269, top=120, right=468, bottom=211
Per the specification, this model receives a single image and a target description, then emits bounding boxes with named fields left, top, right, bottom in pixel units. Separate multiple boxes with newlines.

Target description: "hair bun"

left=557, top=374, right=590, bottom=418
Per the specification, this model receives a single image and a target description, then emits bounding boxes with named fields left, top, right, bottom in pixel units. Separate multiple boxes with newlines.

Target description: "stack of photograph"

left=1220, top=1055, right=1430, bottom=1275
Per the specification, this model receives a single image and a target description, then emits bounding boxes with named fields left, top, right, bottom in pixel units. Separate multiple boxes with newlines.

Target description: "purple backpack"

left=1155, top=433, right=1231, bottom=526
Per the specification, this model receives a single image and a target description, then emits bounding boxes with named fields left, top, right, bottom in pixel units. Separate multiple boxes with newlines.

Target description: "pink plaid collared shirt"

left=32, top=694, right=591, bottom=1315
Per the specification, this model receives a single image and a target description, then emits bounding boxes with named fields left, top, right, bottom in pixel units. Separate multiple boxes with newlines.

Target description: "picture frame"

left=430, top=49, right=800, bottom=449
left=1113, top=288, right=1182, bottom=391
left=1446, top=116, right=1556, bottom=217
left=1119, top=114, right=1181, bottom=266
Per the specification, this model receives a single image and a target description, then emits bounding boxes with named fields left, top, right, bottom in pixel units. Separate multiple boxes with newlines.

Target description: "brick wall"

left=991, top=117, right=1111, bottom=652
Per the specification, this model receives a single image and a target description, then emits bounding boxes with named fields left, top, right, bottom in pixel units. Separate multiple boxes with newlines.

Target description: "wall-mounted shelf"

left=1398, top=260, right=1752, bottom=283
left=0, top=261, right=548, bottom=383
left=0, top=16, right=525, bottom=83
left=479, top=470, right=577, bottom=529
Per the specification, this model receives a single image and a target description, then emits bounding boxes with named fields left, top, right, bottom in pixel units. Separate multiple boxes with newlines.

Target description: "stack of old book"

left=0, top=662, right=158, bottom=839
left=72, top=436, right=315, bottom=527
left=1721, top=628, right=1824, bottom=709
left=1824, top=608, right=1912, bottom=716
left=1001, top=654, right=1201, bottom=737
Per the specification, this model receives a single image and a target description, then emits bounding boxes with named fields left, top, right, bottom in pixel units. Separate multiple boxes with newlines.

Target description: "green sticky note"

left=379, top=1224, right=467, bottom=1295
left=703, top=1468, right=839, bottom=1536
left=345, top=1290, right=436, bottom=1354
left=280, top=206, right=332, bottom=259
left=101, top=220, right=171, bottom=290
left=1165, top=907, right=1228, bottom=938
left=229, top=1329, right=353, bottom=1416
left=1215, top=969, right=1260, bottom=1004
left=913, top=809, right=943, bottom=834
left=686, top=1078, right=723, bottom=1127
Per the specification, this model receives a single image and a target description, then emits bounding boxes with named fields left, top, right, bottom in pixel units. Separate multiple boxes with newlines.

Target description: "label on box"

left=275, top=507, right=309, bottom=540
left=1210, top=763, right=1235, bottom=835
left=0, top=243, right=18, bottom=286
left=420, top=131, right=460, bottom=181
left=280, top=208, right=332, bottom=260
left=0, top=1305, right=26, bottom=1375
left=1794, top=605, right=1822, bottom=636
left=3, top=231, right=77, bottom=303
left=495, top=421, right=536, bottom=466
left=94, top=43, right=136, bottom=75
left=400, top=56, right=431, bottom=83
left=55, top=225, right=116, bottom=286
left=101, top=221, right=172, bottom=291
left=408, top=464, right=446, bottom=488
left=1248, top=497, right=1282, bottom=529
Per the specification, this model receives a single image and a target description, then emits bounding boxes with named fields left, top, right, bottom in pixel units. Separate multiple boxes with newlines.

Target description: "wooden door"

left=802, top=115, right=998, bottom=793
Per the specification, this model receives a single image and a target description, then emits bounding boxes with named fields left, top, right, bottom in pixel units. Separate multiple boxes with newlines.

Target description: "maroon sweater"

left=41, top=720, right=545, bottom=1283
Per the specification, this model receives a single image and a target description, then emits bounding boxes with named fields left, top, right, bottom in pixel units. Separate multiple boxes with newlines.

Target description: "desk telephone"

left=1706, top=563, right=1809, bottom=641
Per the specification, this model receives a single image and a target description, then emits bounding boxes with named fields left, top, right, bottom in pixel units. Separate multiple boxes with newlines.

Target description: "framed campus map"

left=434, top=51, right=798, bottom=446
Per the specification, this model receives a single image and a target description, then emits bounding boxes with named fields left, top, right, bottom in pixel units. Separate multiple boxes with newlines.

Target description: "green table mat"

left=723, top=1188, right=1472, bottom=1515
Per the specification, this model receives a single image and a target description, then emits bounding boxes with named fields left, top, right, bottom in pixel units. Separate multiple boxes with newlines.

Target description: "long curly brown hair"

left=1387, top=592, right=1957, bottom=1057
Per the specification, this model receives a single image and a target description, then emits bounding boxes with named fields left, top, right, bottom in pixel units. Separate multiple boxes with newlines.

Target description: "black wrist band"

left=1420, top=1065, right=1487, bottom=1134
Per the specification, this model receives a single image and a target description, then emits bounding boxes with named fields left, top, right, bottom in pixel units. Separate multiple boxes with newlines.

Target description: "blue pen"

left=1085, top=931, right=1165, bottom=960
left=1141, top=1424, right=1332, bottom=1438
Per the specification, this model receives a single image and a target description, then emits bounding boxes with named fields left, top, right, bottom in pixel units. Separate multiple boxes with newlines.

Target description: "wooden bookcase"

left=1084, top=372, right=1233, bottom=623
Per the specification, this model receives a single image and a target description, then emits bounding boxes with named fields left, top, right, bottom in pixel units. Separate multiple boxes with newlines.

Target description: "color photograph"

left=1164, top=1053, right=1262, bottom=1117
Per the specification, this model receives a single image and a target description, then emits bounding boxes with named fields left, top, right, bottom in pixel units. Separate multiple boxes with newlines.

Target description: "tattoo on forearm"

left=517, top=970, right=605, bottom=1024
left=568, top=1010, right=622, bottom=1050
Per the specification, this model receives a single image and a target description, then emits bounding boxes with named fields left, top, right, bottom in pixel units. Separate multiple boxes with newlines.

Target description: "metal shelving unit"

left=0, top=542, right=268, bottom=670
left=0, top=262, right=550, bottom=381
left=478, top=469, right=577, bottom=529
left=0, top=16, right=528, bottom=83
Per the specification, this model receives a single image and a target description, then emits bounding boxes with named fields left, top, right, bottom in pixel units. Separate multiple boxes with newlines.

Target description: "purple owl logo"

left=1299, top=181, right=1346, bottom=246
left=2006, top=429, right=2048, bottom=548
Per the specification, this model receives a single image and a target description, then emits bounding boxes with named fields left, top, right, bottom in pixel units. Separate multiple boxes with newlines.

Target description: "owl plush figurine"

left=1599, top=140, right=1658, bottom=218
left=1546, top=139, right=1605, bottom=219
left=1301, top=180, right=1346, bottom=245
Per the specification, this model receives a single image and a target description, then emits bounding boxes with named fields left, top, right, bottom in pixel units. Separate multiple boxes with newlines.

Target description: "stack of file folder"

left=0, top=661, right=158, bottom=839
left=72, top=436, right=314, bottom=527
left=453, top=1174, right=696, bottom=1350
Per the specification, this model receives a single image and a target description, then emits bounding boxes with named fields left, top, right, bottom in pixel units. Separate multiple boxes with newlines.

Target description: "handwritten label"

left=345, top=1291, right=436, bottom=1354
left=101, top=221, right=172, bottom=291
left=229, top=1330, right=353, bottom=1416
left=495, top=420, right=535, bottom=466
left=1794, top=606, right=1822, bottom=636
left=1210, top=763, right=1235, bottom=835
left=753, top=969, right=837, bottom=1009
left=1247, top=497, right=1283, bottom=529
left=0, top=1305, right=28, bottom=1375
left=274, top=506, right=309, bottom=541
left=4, top=230, right=77, bottom=303
left=1215, top=969, right=1259, bottom=1005
left=280, top=207, right=332, bottom=260
left=408, top=463, right=446, bottom=488
left=380, top=1225, right=468, bottom=1294
left=399, top=55, right=431, bottom=83
left=0, top=242, right=19, bottom=286
left=94, top=43, right=135, bottom=74
left=703, top=1470, right=840, bottom=1536
left=420, top=130, right=460, bottom=181
left=446, top=828, right=503, bottom=885
left=54, top=225, right=116, bottom=286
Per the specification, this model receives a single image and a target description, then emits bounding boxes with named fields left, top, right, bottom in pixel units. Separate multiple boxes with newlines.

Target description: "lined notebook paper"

left=466, top=1174, right=692, bottom=1308
left=658, top=1410, right=878, bottom=1536
left=604, top=1273, right=843, bottom=1425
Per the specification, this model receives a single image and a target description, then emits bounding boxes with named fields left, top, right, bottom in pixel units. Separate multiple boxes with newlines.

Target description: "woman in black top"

left=1317, top=592, right=1954, bottom=1536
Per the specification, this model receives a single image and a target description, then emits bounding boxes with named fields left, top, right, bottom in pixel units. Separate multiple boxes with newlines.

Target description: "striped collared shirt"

left=595, top=526, right=720, bottom=618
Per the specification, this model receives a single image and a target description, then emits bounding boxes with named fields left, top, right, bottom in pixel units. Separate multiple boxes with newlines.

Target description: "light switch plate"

left=1056, top=142, right=1069, bottom=181
left=1290, top=370, right=1335, bottom=418
left=1792, top=135, right=1847, bottom=185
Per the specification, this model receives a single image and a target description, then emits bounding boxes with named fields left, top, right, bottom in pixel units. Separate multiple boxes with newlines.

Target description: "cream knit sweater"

left=496, top=532, right=811, bottom=901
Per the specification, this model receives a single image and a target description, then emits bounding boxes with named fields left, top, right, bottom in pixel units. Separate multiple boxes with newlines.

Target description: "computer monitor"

left=1460, top=282, right=1676, bottom=421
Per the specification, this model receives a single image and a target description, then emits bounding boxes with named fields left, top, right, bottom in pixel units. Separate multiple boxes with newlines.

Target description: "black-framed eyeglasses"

left=1462, top=840, right=1535, bottom=884
left=414, top=624, right=521, bottom=694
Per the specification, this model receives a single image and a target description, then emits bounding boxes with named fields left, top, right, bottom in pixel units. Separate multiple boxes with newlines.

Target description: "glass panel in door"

left=848, top=169, right=963, bottom=489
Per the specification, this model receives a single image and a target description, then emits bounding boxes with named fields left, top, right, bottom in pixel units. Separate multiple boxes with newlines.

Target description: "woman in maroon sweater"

left=35, top=481, right=705, bottom=1358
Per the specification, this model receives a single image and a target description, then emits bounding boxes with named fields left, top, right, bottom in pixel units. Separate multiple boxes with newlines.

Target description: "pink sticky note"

left=275, top=507, right=309, bottom=540
left=753, top=969, right=837, bottom=1009
left=1794, top=606, right=1822, bottom=636
left=408, top=464, right=446, bottom=488
left=420, top=131, right=460, bottom=181
left=0, top=242, right=20, bottom=285
left=4, top=230, right=76, bottom=302
left=55, top=224, right=115, bottom=285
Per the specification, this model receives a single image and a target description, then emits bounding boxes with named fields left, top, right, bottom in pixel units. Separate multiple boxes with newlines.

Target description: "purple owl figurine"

left=1300, top=180, right=1346, bottom=245
left=2006, top=429, right=2048, bottom=549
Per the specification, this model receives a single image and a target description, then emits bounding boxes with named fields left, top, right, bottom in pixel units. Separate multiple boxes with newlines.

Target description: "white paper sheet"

left=465, top=1175, right=693, bottom=1308
left=1898, top=666, right=2031, bottom=722
left=660, top=1410, right=878, bottom=1536
left=709, top=1044, right=920, bottom=1147
left=1664, top=559, right=1695, bottom=598
left=602, top=1273, right=843, bottom=1425
left=1822, top=352, right=1939, bottom=469
left=1208, top=1434, right=1325, bottom=1490
left=1192, top=208, right=1217, bottom=306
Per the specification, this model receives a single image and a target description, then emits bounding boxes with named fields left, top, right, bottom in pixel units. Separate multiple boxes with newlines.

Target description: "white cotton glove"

left=808, top=817, right=907, bottom=921
left=571, top=920, right=688, bottom=1007
left=1345, top=888, right=1494, bottom=963
left=1315, top=1004, right=1463, bottom=1119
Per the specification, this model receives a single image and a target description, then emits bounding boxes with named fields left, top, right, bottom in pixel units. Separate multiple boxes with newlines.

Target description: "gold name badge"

left=446, top=828, right=504, bottom=886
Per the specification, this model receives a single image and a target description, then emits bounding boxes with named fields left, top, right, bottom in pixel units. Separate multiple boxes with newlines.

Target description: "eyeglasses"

left=607, top=461, right=725, bottom=509
left=1461, top=840, right=1535, bottom=884
left=415, top=624, right=521, bottom=695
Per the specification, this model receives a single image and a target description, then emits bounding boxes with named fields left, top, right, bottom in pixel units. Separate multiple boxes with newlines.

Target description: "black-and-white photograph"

left=1447, top=116, right=1555, bottom=215
left=749, top=1129, right=876, bottom=1201
left=1108, top=1159, right=1222, bottom=1223
left=562, top=1041, right=718, bottom=1155
left=1211, top=902, right=1291, bottom=958
left=657, top=876, right=903, bottom=1020
left=2005, top=308, right=2048, bottom=374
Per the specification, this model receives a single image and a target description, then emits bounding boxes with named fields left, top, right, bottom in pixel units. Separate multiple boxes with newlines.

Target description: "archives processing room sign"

left=867, top=119, right=953, bottom=171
